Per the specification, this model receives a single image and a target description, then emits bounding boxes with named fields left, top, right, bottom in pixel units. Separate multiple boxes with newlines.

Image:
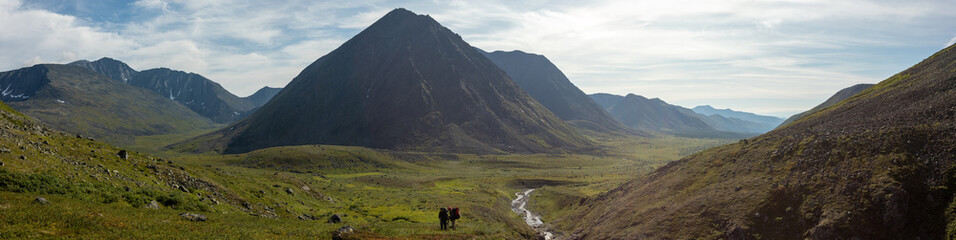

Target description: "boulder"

left=145, top=200, right=161, bottom=209
left=34, top=196, right=49, bottom=205
left=328, top=214, right=342, bottom=223
left=179, top=212, right=207, bottom=222
left=331, top=225, right=355, bottom=240
left=117, top=150, right=129, bottom=160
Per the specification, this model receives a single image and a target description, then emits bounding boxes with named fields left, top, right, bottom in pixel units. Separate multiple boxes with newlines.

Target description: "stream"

left=512, top=189, right=557, bottom=240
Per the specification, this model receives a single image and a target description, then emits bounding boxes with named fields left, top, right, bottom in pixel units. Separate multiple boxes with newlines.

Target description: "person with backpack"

left=449, top=207, right=460, bottom=229
left=438, top=207, right=449, bottom=230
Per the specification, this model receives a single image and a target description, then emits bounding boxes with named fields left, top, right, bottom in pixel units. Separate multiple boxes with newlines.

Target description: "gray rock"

left=145, top=200, right=160, bottom=209
left=34, top=196, right=49, bottom=205
left=298, top=213, right=319, bottom=221
left=285, top=187, right=294, bottom=195
left=331, top=225, right=354, bottom=240
left=117, top=150, right=129, bottom=160
left=179, top=212, right=207, bottom=222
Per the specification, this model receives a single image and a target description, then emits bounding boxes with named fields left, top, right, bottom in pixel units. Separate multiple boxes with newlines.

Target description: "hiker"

left=449, top=207, right=460, bottom=229
left=439, top=207, right=449, bottom=230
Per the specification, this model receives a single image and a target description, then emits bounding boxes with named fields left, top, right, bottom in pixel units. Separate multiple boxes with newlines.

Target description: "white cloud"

left=2, top=0, right=956, bottom=115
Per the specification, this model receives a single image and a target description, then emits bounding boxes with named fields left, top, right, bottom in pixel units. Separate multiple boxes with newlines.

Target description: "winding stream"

left=512, top=189, right=557, bottom=240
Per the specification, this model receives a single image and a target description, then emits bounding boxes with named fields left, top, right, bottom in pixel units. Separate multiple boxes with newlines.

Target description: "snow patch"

left=56, top=99, right=65, bottom=104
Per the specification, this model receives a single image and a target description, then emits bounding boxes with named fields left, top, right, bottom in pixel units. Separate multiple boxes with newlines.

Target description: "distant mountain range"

left=568, top=41, right=956, bottom=239
left=0, top=64, right=213, bottom=144
left=175, top=8, right=595, bottom=154
left=69, top=58, right=268, bottom=123
left=481, top=50, right=635, bottom=135
left=589, top=93, right=781, bottom=137
left=778, top=83, right=875, bottom=127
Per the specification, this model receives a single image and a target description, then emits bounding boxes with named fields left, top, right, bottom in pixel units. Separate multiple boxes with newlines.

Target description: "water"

left=512, top=189, right=556, bottom=240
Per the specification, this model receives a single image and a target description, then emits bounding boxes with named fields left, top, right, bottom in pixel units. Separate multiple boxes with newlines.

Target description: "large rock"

left=179, top=212, right=207, bottom=222
left=331, top=225, right=355, bottom=240
left=33, top=196, right=49, bottom=205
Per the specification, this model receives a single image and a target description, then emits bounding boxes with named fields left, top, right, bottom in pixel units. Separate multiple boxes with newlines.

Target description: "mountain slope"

left=481, top=50, right=633, bottom=134
left=131, top=68, right=255, bottom=123
left=778, top=83, right=875, bottom=127
left=178, top=8, right=594, bottom=154
left=589, top=93, right=624, bottom=109
left=566, top=45, right=956, bottom=239
left=693, top=105, right=784, bottom=133
left=595, top=94, right=753, bottom=138
left=0, top=64, right=212, bottom=145
left=243, top=86, right=282, bottom=107
left=69, top=57, right=138, bottom=83
left=69, top=57, right=257, bottom=123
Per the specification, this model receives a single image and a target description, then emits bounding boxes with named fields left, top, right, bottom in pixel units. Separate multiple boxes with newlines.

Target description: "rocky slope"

left=566, top=45, right=956, bottom=239
left=177, top=8, right=594, bottom=154
left=779, top=83, right=875, bottom=127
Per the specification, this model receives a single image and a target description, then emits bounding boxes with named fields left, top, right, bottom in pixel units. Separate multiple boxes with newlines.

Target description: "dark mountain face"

left=692, top=105, right=784, bottom=133
left=243, top=86, right=282, bottom=107
left=69, top=57, right=138, bottom=83
left=481, top=50, right=633, bottom=134
left=131, top=68, right=255, bottom=123
left=567, top=46, right=956, bottom=239
left=0, top=64, right=212, bottom=145
left=180, top=8, right=594, bottom=154
left=589, top=93, right=624, bottom=109
left=0, top=65, right=48, bottom=102
left=778, top=83, right=875, bottom=127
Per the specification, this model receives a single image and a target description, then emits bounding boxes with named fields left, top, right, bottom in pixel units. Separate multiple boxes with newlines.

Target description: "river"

left=512, top=189, right=557, bottom=240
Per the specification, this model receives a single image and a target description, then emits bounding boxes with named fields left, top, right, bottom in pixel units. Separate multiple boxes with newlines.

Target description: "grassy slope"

left=1, top=98, right=730, bottom=238
left=7, top=64, right=213, bottom=146
left=563, top=45, right=956, bottom=239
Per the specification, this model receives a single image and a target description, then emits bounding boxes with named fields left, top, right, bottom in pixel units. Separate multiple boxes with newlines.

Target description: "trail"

left=512, top=189, right=557, bottom=240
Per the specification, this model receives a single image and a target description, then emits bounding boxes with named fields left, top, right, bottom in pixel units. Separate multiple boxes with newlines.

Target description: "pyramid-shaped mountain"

left=481, top=50, right=634, bottom=134
left=182, top=8, right=594, bottom=154
left=567, top=45, right=956, bottom=239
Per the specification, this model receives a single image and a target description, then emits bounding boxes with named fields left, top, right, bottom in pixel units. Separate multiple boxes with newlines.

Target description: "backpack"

left=451, top=207, right=460, bottom=220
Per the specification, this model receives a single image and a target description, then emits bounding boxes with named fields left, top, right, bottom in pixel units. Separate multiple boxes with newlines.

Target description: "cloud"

left=2, top=0, right=956, bottom=116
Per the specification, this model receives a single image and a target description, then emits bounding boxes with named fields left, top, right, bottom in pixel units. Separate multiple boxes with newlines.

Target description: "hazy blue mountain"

left=692, top=105, right=784, bottom=133
left=243, top=86, right=282, bottom=108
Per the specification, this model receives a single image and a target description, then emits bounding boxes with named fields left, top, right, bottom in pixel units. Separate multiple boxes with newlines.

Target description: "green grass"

left=0, top=98, right=733, bottom=238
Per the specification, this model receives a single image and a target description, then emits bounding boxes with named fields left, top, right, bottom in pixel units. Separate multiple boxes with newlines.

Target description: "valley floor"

left=1, top=128, right=730, bottom=239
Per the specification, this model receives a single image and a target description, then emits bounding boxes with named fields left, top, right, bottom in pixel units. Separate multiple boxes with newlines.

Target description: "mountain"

left=480, top=50, right=633, bottom=134
left=243, top=86, right=282, bottom=107
left=692, top=105, right=784, bottom=132
left=131, top=68, right=255, bottom=123
left=589, top=93, right=624, bottom=109
left=68, top=57, right=137, bottom=83
left=69, top=57, right=257, bottom=123
left=778, top=83, right=875, bottom=127
left=592, top=93, right=754, bottom=138
left=0, top=64, right=212, bottom=145
left=566, top=45, right=956, bottom=239
left=176, top=8, right=594, bottom=154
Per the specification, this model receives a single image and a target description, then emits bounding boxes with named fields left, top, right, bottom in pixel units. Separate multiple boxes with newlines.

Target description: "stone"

left=34, top=196, right=49, bottom=205
left=285, top=187, right=294, bottom=195
left=331, top=225, right=355, bottom=240
left=145, top=200, right=161, bottom=209
left=179, top=212, right=207, bottom=222
left=298, top=213, right=319, bottom=221
left=117, top=150, right=129, bottom=160
left=328, top=214, right=342, bottom=223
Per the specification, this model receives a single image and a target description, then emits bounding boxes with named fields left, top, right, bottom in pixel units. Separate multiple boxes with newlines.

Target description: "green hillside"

left=3, top=64, right=213, bottom=145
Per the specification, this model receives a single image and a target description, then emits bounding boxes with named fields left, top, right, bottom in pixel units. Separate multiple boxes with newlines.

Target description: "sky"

left=2, top=0, right=956, bottom=117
